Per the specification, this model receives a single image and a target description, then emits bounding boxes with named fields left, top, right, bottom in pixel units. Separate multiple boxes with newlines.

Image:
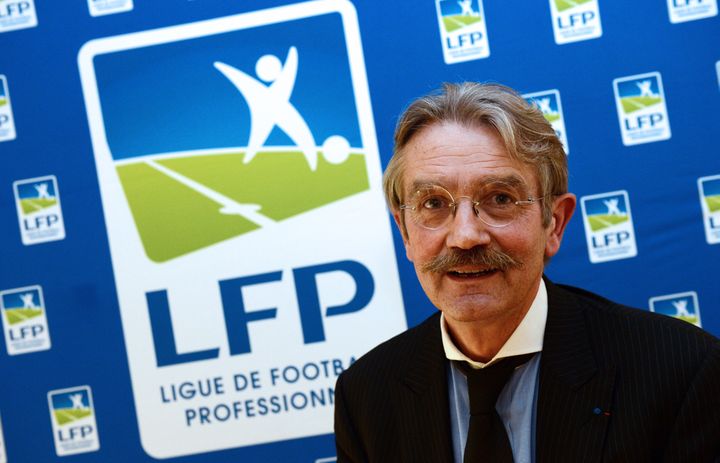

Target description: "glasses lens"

left=411, top=186, right=453, bottom=229
left=475, top=190, right=522, bottom=227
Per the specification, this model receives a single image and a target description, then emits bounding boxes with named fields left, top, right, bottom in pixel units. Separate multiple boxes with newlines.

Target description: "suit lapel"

left=398, top=313, right=455, bottom=462
left=536, top=280, right=616, bottom=463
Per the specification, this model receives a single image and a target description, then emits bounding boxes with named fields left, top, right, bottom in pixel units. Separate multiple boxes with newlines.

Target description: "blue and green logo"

left=554, top=0, right=593, bottom=12
left=16, top=180, right=57, bottom=214
left=92, top=15, right=369, bottom=263
left=702, top=178, right=720, bottom=213
left=50, top=389, right=93, bottom=426
left=583, top=194, right=629, bottom=232
left=649, top=292, right=701, bottom=327
left=439, top=0, right=482, bottom=32
left=616, top=75, right=663, bottom=115
left=2, top=289, right=43, bottom=325
left=527, top=92, right=561, bottom=123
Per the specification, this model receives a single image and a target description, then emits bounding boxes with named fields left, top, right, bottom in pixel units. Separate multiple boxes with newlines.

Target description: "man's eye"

left=421, top=196, right=448, bottom=209
left=491, top=193, right=514, bottom=206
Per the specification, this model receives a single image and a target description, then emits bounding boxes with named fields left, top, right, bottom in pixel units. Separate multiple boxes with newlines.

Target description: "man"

left=334, top=83, right=720, bottom=462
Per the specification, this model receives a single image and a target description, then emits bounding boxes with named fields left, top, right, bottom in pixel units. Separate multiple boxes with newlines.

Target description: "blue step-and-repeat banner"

left=1, top=0, right=718, bottom=461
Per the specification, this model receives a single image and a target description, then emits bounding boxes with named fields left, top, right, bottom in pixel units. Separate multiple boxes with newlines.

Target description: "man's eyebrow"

left=409, top=179, right=444, bottom=191
left=408, top=175, right=528, bottom=191
left=478, top=175, right=527, bottom=189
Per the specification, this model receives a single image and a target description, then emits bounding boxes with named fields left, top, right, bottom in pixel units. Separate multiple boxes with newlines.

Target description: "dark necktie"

left=455, top=353, right=535, bottom=463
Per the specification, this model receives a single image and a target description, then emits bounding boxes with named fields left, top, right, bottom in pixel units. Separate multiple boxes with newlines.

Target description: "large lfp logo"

left=78, top=1, right=405, bottom=458
left=613, top=72, right=671, bottom=146
left=580, top=190, right=637, bottom=263
left=1, top=285, right=51, bottom=355
left=698, top=174, right=720, bottom=244
left=435, top=0, right=489, bottom=64
left=649, top=291, right=701, bottom=327
left=47, top=386, right=100, bottom=456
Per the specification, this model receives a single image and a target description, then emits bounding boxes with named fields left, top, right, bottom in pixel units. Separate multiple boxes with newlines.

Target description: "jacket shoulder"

left=340, top=312, right=441, bottom=385
left=553, top=282, right=719, bottom=360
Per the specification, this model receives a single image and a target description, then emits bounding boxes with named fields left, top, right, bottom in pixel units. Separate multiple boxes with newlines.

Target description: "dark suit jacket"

left=334, top=280, right=720, bottom=462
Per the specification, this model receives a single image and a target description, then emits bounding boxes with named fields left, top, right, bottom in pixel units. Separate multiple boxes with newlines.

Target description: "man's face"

left=394, top=122, right=571, bottom=328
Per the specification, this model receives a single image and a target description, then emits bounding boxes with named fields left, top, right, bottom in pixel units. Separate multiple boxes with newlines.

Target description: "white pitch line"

left=145, top=160, right=274, bottom=228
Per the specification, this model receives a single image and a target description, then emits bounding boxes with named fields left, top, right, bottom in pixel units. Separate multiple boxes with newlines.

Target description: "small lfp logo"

left=667, top=0, right=717, bottom=23
left=1, top=285, right=51, bottom=355
left=698, top=174, right=720, bottom=244
left=613, top=72, right=671, bottom=146
left=649, top=291, right=701, bottom=327
left=47, top=386, right=100, bottom=456
left=580, top=190, right=637, bottom=263
left=549, top=0, right=602, bottom=44
left=87, top=0, right=133, bottom=17
left=435, top=0, right=489, bottom=64
left=524, top=89, right=569, bottom=155
left=0, top=75, right=16, bottom=142
left=13, top=175, right=66, bottom=245
left=0, top=0, right=38, bottom=33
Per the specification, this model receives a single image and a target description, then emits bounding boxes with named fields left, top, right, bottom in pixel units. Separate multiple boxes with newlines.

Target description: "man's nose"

left=445, top=200, right=491, bottom=249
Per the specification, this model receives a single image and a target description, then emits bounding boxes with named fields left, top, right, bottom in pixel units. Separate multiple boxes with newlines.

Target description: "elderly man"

left=334, top=83, right=720, bottom=462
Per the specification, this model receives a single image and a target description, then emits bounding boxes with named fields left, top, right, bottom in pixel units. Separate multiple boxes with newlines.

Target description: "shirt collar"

left=440, top=279, right=548, bottom=369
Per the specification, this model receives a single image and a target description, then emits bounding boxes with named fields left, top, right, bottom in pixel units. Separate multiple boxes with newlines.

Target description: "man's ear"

left=392, top=210, right=414, bottom=261
left=545, top=193, right=576, bottom=259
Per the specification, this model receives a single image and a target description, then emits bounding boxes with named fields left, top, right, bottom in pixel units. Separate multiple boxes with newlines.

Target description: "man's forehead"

left=408, top=173, right=530, bottom=191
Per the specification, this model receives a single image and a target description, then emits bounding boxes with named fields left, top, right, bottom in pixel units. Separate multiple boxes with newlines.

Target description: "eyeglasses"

left=399, top=184, right=545, bottom=230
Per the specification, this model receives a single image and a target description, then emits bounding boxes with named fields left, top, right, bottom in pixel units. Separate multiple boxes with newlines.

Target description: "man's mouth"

left=447, top=268, right=498, bottom=278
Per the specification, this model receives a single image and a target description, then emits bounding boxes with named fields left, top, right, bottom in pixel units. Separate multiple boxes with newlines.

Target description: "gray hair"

left=383, top=82, right=568, bottom=228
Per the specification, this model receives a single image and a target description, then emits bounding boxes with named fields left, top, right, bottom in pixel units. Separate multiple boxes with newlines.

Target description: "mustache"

left=420, top=247, right=523, bottom=274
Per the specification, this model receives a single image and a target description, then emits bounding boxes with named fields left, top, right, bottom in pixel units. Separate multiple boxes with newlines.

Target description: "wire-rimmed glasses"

left=399, top=183, right=545, bottom=230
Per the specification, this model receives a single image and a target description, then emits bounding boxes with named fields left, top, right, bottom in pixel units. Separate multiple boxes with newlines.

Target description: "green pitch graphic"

left=705, top=195, right=720, bottom=213
left=621, top=96, right=661, bottom=114
left=675, top=314, right=700, bottom=325
left=443, top=14, right=482, bottom=33
left=543, top=113, right=561, bottom=123
left=117, top=150, right=369, bottom=263
left=4, top=308, right=43, bottom=325
left=20, top=198, right=57, bottom=214
left=587, top=214, right=628, bottom=232
left=554, top=0, right=594, bottom=12
left=54, top=409, right=92, bottom=426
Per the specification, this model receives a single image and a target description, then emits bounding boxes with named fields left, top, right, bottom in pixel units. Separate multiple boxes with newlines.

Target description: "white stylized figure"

left=34, top=183, right=50, bottom=199
left=672, top=300, right=691, bottom=317
left=637, top=80, right=655, bottom=98
left=604, top=199, right=622, bottom=216
left=536, top=97, right=552, bottom=115
left=214, top=47, right=319, bottom=171
left=20, top=293, right=35, bottom=308
left=70, top=394, right=85, bottom=410
left=458, top=0, right=477, bottom=16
